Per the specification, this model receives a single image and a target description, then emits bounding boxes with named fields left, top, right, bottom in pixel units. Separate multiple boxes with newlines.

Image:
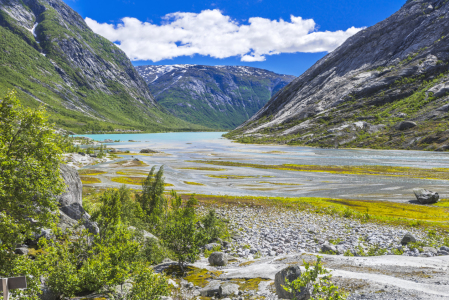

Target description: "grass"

left=192, top=160, right=449, bottom=181
left=77, top=169, right=107, bottom=176
left=183, top=181, right=205, bottom=186
left=80, top=176, right=101, bottom=184
left=180, top=194, right=449, bottom=231
left=111, top=176, right=174, bottom=187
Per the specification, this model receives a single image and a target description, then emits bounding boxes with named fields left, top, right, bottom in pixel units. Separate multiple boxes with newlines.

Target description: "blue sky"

left=65, top=0, right=406, bottom=76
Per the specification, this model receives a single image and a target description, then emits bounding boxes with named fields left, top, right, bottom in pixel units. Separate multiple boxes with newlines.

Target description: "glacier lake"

left=75, top=132, right=449, bottom=202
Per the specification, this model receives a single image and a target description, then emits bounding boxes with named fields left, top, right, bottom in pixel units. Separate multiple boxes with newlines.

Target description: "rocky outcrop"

left=136, top=65, right=295, bottom=129
left=274, top=265, right=310, bottom=300
left=228, top=0, right=449, bottom=150
left=58, top=164, right=98, bottom=234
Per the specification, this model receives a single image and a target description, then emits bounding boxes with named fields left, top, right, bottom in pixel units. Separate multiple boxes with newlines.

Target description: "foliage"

left=127, top=265, right=169, bottom=300
left=162, top=193, right=202, bottom=272
left=284, top=256, right=347, bottom=300
left=0, top=90, right=64, bottom=251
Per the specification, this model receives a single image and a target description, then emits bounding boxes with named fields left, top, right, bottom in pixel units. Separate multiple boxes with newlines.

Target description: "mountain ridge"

left=136, top=64, right=295, bottom=129
left=0, top=0, right=205, bottom=133
left=226, top=0, right=449, bottom=151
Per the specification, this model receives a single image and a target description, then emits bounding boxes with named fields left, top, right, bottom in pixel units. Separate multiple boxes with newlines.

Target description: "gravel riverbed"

left=200, top=205, right=449, bottom=259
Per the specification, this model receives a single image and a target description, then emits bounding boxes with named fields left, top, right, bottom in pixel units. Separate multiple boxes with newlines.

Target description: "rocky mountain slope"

left=136, top=65, right=295, bottom=129
left=0, top=0, right=204, bottom=133
left=227, top=0, right=449, bottom=151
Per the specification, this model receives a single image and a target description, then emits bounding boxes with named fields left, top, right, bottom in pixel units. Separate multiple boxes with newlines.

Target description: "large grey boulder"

left=413, top=188, right=439, bottom=204
left=321, top=243, right=337, bottom=254
left=208, top=252, right=228, bottom=266
left=275, top=265, right=310, bottom=300
left=58, top=164, right=99, bottom=234
left=219, top=283, right=239, bottom=298
left=401, top=233, right=417, bottom=245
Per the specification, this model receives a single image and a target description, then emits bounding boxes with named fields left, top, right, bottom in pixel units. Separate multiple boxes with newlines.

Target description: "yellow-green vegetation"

left=184, top=181, right=205, bottom=186
left=238, top=260, right=257, bottom=267
left=80, top=176, right=101, bottom=184
left=207, top=174, right=258, bottom=179
left=178, top=167, right=227, bottom=171
left=182, top=194, right=449, bottom=230
left=116, top=170, right=149, bottom=176
left=114, top=160, right=149, bottom=167
left=164, top=265, right=222, bottom=288
left=192, top=160, right=449, bottom=181
left=111, top=176, right=173, bottom=187
left=77, top=169, right=107, bottom=176
left=435, top=199, right=449, bottom=207
left=258, top=181, right=303, bottom=186
left=229, top=278, right=270, bottom=291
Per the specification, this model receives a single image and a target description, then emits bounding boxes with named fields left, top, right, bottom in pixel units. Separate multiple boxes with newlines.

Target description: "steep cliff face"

left=228, top=0, right=449, bottom=151
left=136, top=65, right=295, bottom=129
left=0, top=0, right=203, bottom=133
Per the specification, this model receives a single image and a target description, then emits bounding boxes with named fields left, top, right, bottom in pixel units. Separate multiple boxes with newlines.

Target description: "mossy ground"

left=80, top=176, right=101, bottom=184
left=229, top=278, right=271, bottom=291
left=163, top=265, right=222, bottom=288
left=78, top=169, right=107, bottom=176
left=193, top=160, right=449, bottom=181
left=184, top=181, right=205, bottom=186
left=114, top=160, right=148, bottom=167
left=111, top=176, right=173, bottom=187
left=180, top=194, right=449, bottom=231
left=116, top=170, right=149, bottom=176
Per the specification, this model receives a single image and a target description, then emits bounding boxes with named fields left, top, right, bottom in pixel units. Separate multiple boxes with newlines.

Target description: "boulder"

left=401, top=233, right=416, bottom=245
left=199, top=281, right=221, bottom=297
left=413, top=188, right=439, bottom=204
left=275, top=265, right=310, bottom=300
left=397, top=121, right=417, bottom=130
left=208, top=252, right=228, bottom=266
left=128, top=226, right=158, bottom=241
left=15, top=247, right=29, bottom=255
left=140, top=148, right=159, bottom=153
left=428, top=82, right=449, bottom=98
left=321, top=243, right=337, bottom=253
left=219, top=283, right=239, bottom=298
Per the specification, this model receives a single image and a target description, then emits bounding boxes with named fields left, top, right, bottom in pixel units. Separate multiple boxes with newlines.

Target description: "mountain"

left=136, top=65, right=295, bottom=129
left=0, top=0, right=205, bottom=133
left=226, top=0, right=449, bottom=151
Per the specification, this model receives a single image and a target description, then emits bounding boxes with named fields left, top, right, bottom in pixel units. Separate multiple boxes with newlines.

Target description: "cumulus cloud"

left=85, top=9, right=363, bottom=62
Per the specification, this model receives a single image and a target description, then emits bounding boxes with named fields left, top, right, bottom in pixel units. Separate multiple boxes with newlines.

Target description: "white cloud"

left=85, top=9, right=363, bottom=62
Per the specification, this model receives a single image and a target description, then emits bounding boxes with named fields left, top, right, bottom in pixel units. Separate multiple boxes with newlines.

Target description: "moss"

left=80, top=176, right=101, bottom=184
left=238, top=260, right=257, bottom=267
left=111, top=176, right=173, bottom=187
left=78, top=169, right=107, bottom=176
left=192, top=160, right=449, bottom=181
left=229, top=278, right=270, bottom=291
left=114, top=160, right=149, bottom=167
left=183, top=181, right=205, bottom=186
left=163, top=265, right=222, bottom=288
left=116, top=170, right=149, bottom=176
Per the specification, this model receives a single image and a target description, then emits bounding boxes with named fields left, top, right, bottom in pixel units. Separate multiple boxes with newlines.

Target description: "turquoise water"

left=75, top=132, right=227, bottom=143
